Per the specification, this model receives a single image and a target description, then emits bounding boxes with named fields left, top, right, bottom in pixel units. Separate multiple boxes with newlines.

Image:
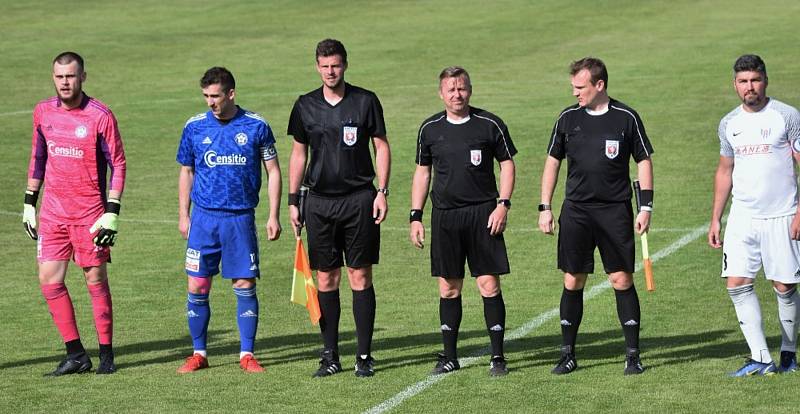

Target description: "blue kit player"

left=176, top=67, right=282, bottom=373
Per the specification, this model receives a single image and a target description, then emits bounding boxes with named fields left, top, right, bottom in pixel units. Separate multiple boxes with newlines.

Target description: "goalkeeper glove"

left=90, top=199, right=121, bottom=247
left=23, top=190, right=39, bottom=240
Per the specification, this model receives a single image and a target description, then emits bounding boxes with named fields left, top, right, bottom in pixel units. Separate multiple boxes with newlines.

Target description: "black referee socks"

left=440, top=296, right=462, bottom=360
left=560, top=287, right=584, bottom=349
left=614, top=285, right=641, bottom=350
left=483, top=293, right=506, bottom=358
left=352, top=285, right=376, bottom=357
left=318, top=290, right=341, bottom=352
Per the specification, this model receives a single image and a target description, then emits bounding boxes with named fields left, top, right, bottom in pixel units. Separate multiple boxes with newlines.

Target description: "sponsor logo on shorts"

left=203, top=150, right=247, bottom=168
left=605, top=140, right=619, bottom=159
left=235, top=132, right=248, bottom=146
left=343, top=126, right=357, bottom=146
left=47, top=141, right=84, bottom=158
left=794, top=268, right=800, bottom=279
left=185, top=248, right=201, bottom=272
left=470, top=149, right=482, bottom=166
left=74, top=125, right=88, bottom=138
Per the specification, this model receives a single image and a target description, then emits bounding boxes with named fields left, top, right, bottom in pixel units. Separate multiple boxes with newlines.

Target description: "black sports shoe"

left=489, top=355, right=508, bottom=377
left=624, top=348, right=645, bottom=375
left=551, top=345, right=577, bottom=375
left=313, top=349, right=342, bottom=378
left=431, top=352, right=460, bottom=375
left=96, top=351, right=116, bottom=375
left=354, top=355, right=375, bottom=377
left=46, top=352, right=92, bottom=377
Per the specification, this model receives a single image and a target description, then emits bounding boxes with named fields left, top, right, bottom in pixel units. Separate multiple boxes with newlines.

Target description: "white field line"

left=363, top=224, right=708, bottom=414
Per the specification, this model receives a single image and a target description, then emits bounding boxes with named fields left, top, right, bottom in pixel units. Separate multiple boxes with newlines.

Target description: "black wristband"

left=288, top=193, right=300, bottom=206
left=639, top=190, right=653, bottom=211
left=106, top=199, right=121, bottom=215
left=409, top=209, right=423, bottom=223
left=24, top=190, right=39, bottom=207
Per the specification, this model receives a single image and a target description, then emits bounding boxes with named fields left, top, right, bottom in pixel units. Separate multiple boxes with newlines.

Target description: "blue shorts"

left=184, top=206, right=260, bottom=279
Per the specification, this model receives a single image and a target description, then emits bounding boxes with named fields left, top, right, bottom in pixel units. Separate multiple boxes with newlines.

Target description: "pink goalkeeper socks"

left=40, top=283, right=80, bottom=342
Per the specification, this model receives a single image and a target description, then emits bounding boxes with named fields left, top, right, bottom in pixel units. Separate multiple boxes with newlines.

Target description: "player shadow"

left=367, top=328, right=494, bottom=372
left=509, top=328, right=749, bottom=372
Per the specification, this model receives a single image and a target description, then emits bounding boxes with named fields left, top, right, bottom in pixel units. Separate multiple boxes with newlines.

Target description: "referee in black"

left=539, top=57, right=654, bottom=376
left=410, top=66, right=516, bottom=377
left=287, top=39, right=391, bottom=378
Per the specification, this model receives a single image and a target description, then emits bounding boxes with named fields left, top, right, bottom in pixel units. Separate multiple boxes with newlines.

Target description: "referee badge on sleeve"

left=343, top=126, right=358, bottom=146
left=470, top=149, right=482, bottom=166
left=605, top=140, right=619, bottom=159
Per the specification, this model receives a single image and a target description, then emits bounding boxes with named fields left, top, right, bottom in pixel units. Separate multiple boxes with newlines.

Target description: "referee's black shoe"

left=624, top=348, right=645, bottom=375
left=312, top=349, right=342, bottom=378
left=96, top=351, right=116, bottom=375
left=354, top=355, right=375, bottom=377
left=45, top=352, right=92, bottom=377
left=489, top=355, right=508, bottom=377
left=431, top=352, right=460, bottom=375
left=551, top=345, right=577, bottom=375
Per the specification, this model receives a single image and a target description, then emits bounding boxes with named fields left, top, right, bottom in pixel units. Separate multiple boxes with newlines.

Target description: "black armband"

left=409, top=209, right=423, bottom=223
left=288, top=193, right=300, bottom=206
left=106, top=199, right=121, bottom=215
left=24, top=190, right=39, bottom=207
left=639, top=190, right=653, bottom=211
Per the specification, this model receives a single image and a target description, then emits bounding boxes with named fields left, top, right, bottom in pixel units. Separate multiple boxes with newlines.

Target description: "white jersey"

left=719, top=98, right=800, bottom=218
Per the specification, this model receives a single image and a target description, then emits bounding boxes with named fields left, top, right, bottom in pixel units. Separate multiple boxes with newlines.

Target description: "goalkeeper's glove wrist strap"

left=25, top=190, right=39, bottom=207
left=106, top=199, right=121, bottom=215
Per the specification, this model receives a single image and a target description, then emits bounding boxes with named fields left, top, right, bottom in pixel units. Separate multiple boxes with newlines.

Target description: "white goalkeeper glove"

left=90, top=199, right=120, bottom=247
left=23, top=190, right=38, bottom=240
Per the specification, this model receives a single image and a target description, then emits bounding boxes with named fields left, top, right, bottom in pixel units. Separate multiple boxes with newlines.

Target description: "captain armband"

left=260, top=144, right=278, bottom=161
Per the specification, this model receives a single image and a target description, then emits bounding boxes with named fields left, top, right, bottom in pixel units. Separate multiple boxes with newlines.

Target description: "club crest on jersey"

left=605, top=140, right=619, bottom=159
left=235, top=133, right=248, bottom=146
left=470, top=150, right=482, bottom=166
left=343, top=126, right=358, bottom=146
left=74, top=125, right=87, bottom=138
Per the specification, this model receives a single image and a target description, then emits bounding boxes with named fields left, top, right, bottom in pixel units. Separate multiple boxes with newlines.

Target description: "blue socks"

left=234, top=286, right=259, bottom=353
left=187, top=292, right=210, bottom=352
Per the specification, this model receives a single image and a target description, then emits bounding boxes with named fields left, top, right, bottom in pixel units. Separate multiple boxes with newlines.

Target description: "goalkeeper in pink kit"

left=23, top=52, right=127, bottom=376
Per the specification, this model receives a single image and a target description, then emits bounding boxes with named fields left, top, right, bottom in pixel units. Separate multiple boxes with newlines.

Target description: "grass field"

left=2, top=0, right=800, bottom=412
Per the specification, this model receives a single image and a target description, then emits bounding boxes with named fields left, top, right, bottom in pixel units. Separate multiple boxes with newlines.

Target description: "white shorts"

left=722, top=211, right=800, bottom=283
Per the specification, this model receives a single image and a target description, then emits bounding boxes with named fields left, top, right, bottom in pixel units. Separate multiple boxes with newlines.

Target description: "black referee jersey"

left=547, top=98, right=653, bottom=203
left=288, top=83, right=386, bottom=196
left=416, top=107, right=517, bottom=209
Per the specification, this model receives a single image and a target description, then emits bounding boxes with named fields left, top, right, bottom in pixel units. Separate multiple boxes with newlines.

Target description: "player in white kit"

left=709, top=54, right=800, bottom=376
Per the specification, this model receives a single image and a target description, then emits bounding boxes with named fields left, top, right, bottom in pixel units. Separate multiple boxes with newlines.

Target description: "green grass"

left=2, top=0, right=800, bottom=412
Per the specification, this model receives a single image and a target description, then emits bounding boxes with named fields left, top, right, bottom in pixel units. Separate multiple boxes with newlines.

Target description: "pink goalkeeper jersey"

left=28, top=94, right=126, bottom=225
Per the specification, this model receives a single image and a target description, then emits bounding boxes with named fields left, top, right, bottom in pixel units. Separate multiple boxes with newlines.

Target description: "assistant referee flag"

left=291, top=238, right=321, bottom=325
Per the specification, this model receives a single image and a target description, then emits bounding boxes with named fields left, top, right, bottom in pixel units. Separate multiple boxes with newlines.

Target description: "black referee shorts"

left=305, top=188, right=380, bottom=271
left=557, top=199, right=634, bottom=274
left=431, top=200, right=510, bottom=278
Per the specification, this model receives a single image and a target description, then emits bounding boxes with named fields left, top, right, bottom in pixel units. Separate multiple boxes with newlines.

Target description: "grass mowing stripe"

left=363, top=223, right=709, bottom=414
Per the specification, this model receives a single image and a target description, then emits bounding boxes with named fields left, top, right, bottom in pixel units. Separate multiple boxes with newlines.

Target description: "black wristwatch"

left=538, top=203, right=551, bottom=212
left=497, top=199, right=511, bottom=209
left=377, top=188, right=389, bottom=197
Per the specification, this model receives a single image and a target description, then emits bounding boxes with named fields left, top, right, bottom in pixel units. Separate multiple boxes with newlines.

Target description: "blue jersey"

left=177, top=107, right=277, bottom=210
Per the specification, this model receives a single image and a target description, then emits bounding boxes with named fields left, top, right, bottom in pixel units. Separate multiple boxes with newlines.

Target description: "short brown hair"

left=53, top=51, right=84, bottom=73
left=570, top=57, right=608, bottom=88
left=438, top=66, right=471, bottom=88
left=200, top=67, right=236, bottom=93
left=316, top=39, right=347, bottom=64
